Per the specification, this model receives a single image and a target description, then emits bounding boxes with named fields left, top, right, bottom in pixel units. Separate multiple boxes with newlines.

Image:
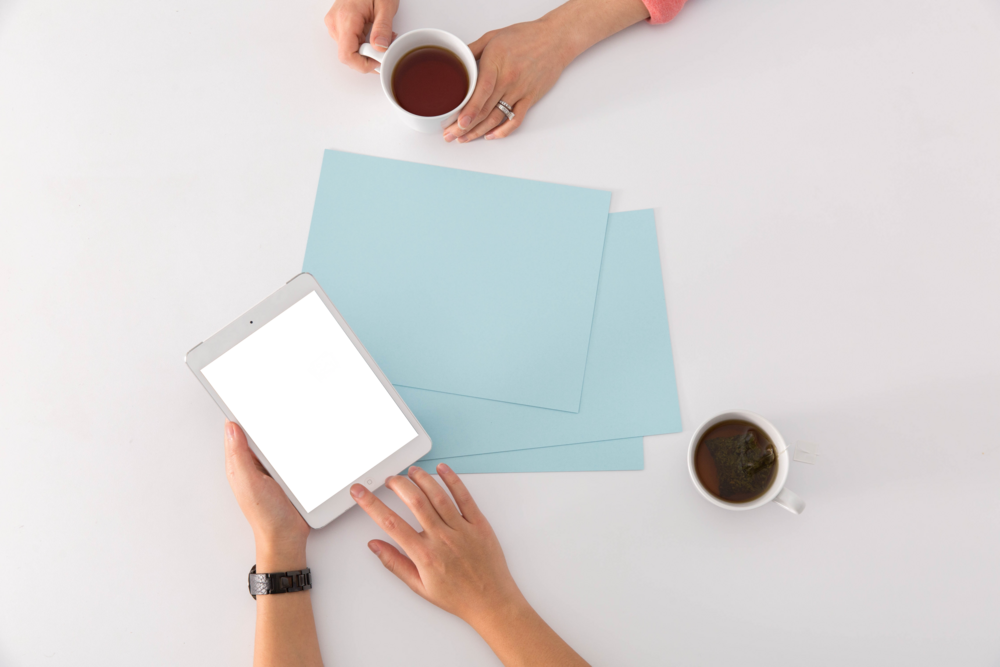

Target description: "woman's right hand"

left=324, top=0, right=399, bottom=73
left=351, top=464, right=524, bottom=625
left=351, top=464, right=591, bottom=666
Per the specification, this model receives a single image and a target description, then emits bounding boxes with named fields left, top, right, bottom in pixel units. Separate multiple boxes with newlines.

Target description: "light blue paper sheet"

left=303, top=150, right=611, bottom=412
left=400, top=209, right=682, bottom=460
left=415, top=438, right=644, bottom=474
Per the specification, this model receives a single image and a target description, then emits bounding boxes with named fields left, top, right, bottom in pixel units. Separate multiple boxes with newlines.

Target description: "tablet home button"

left=366, top=479, right=372, bottom=485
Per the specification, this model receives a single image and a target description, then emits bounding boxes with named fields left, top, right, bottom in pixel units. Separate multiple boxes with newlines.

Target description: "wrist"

left=466, top=589, right=536, bottom=637
left=255, top=534, right=308, bottom=572
left=537, top=11, right=587, bottom=69
left=542, top=0, right=651, bottom=63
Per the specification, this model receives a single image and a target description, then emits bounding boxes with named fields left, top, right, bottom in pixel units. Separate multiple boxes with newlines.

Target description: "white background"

left=2, top=0, right=999, bottom=665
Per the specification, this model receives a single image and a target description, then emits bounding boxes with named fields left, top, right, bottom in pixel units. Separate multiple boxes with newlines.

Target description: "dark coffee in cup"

left=694, top=419, right=778, bottom=503
left=391, top=46, right=469, bottom=117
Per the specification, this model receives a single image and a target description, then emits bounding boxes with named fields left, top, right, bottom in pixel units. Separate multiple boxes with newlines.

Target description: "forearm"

left=542, top=0, right=651, bottom=64
left=253, top=541, right=323, bottom=667
left=471, top=593, right=591, bottom=667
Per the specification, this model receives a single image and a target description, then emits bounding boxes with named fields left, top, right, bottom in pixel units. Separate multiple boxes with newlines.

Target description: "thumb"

left=368, top=540, right=424, bottom=594
left=224, top=421, right=258, bottom=482
left=369, top=0, right=397, bottom=51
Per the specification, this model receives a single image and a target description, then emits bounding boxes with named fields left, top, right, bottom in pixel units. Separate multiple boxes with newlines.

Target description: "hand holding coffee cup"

left=326, top=0, right=665, bottom=141
left=327, top=14, right=570, bottom=139
left=442, top=20, right=576, bottom=143
left=351, top=20, right=575, bottom=140
left=688, top=410, right=806, bottom=514
left=325, top=0, right=399, bottom=74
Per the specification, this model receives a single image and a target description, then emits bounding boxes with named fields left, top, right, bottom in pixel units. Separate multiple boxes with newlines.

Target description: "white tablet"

left=185, top=273, right=432, bottom=528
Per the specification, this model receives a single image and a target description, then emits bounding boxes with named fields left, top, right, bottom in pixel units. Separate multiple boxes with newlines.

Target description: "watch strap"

left=249, top=564, right=312, bottom=599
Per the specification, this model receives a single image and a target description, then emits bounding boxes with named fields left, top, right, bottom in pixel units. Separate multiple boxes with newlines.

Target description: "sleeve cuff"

left=642, top=0, right=687, bottom=25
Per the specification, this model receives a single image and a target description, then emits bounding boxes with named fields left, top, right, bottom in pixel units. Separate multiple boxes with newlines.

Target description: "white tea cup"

left=687, top=410, right=806, bottom=514
left=358, top=29, right=478, bottom=134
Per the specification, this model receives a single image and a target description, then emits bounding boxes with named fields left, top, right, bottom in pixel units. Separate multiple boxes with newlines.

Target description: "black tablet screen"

left=205, top=294, right=416, bottom=509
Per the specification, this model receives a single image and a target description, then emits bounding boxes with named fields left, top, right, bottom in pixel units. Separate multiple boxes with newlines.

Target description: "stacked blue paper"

left=304, top=152, right=682, bottom=473
left=417, top=437, right=645, bottom=474
left=399, top=210, right=680, bottom=461
left=304, top=150, right=610, bottom=413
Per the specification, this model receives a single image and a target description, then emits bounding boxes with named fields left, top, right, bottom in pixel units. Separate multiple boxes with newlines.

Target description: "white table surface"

left=3, top=0, right=999, bottom=664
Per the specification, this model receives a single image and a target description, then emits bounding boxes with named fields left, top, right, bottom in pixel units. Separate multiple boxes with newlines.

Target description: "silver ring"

left=496, top=100, right=515, bottom=122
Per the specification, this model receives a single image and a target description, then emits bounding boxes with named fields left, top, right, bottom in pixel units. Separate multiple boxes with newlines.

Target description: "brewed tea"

left=391, top=46, right=469, bottom=117
left=694, top=420, right=777, bottom=503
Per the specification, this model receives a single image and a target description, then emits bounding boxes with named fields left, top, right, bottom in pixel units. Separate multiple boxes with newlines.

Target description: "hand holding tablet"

left=222, top=418, right=589, bottom=667
left=187, top=273, right=431, bottom=528
left=192, top=274, right=590, bottom=666
left=224, top=422, right=310, bottom=569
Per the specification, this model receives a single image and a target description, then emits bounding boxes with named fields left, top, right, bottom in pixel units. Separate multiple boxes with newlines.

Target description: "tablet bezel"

left=185, top=272, right=432, bottom=529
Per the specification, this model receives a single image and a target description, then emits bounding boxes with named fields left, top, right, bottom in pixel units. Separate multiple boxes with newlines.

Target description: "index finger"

left=351, top=484, right=423, bottom=552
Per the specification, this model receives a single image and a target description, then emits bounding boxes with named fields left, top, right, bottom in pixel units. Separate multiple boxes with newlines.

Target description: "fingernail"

left=485, top=133, right=495, bottom=140
left=368, top=541, right=381, bottom=555
left=438, top=463, right=452, bottom=474
left=459, top=115, right=472, bottom=129
left=385, top=475, right=395, bottom=485
left=225, top=422, right=236, bottom=441
left=351, top=484, right=365, bottom=499
left=408, top=466, right=418, bottom=476
left=373, top=36, right=389, bottom=48
left=444, top=133, right=454, bottom=143
left=458, top=136, right=468, bottom=144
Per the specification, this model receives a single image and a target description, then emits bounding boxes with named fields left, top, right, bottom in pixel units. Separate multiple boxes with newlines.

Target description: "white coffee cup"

left=358, top=29, right=478, bottom=134
left=687, top=410, right=806, bottom=514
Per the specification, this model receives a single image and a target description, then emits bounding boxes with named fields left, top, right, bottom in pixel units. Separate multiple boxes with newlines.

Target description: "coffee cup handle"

left=773, top=487, right=806, bottom=515
left=358, top=43, right=384, bottom=73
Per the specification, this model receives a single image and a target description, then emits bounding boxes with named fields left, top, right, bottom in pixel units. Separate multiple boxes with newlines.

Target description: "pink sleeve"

left=641, top=0, right=687, bottom=24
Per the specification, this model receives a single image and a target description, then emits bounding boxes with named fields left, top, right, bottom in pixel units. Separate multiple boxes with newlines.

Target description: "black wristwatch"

left=248, top=564, right=312, bottom=599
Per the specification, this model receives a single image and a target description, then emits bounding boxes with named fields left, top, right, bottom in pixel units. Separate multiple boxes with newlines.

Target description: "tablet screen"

left=202, top=291, right=418, bottom=512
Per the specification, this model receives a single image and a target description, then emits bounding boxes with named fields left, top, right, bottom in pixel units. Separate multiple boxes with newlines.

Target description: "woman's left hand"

left=225, top=421, right=310, bottom=569
left=444, top=18, right=575, bottom=143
